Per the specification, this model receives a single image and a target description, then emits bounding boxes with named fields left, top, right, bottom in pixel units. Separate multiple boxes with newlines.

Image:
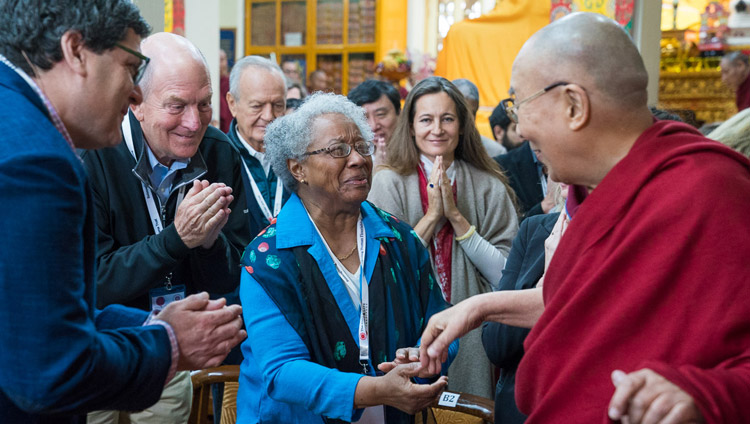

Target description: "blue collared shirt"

left=145, top=144, right=189, bottom=205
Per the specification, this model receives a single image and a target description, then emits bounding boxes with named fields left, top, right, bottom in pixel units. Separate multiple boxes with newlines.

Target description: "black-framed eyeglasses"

left=304, top=141, right=375, bottom=158
left=500, top=81, right=569, bottom=124
left=115, top=43, right=150, bottom=84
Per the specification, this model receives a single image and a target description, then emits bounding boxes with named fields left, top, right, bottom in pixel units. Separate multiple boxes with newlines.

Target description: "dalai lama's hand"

left=608, top=368, right=704, bottom=424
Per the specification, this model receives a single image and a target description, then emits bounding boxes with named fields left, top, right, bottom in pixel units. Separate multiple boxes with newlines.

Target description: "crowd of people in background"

left=2, top=1, right=750, bottom=424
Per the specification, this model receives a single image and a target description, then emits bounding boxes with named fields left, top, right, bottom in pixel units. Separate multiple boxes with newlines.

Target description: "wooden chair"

left=416, top=391, right=494, bottom=424
left=189, top=366, right=494, bottom=424
left=189, top=365, right=240, bottom=424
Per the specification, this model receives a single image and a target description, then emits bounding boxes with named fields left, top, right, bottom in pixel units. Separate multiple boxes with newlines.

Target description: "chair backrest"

left=219, top=381, right=239, bottom=424
left=188, top=365, right=240, bottom=424
left=416, top=391, right=495, bottom=424
left=189, top=368, right=494, bottom=424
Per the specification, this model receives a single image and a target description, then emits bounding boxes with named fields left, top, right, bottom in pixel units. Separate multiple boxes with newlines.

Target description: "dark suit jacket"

left=0, top=61, right=171, bottom=423
left=81, top=113, right=251, bottom=310
left=494, top=141, right=544, bottom=218
left=481, top=212, right=559, bottom=424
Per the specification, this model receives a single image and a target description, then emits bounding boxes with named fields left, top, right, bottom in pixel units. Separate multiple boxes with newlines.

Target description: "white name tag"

left=437, top=391, right=460, bottom=407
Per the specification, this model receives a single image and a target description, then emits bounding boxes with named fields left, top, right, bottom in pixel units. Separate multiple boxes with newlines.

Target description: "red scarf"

left=417, top=166, right=456, bottom=303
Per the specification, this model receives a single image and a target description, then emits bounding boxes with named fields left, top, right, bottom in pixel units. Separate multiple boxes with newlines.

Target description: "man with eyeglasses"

left=419, top=12, right=750, bottom=423
left=81, top=32, right=252, bottom=424
left=0, top=2, right=245, bottom=424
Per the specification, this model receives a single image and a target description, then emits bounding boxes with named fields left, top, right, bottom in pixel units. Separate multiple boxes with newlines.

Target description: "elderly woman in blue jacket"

left=237, top=93, right=456, bottom=423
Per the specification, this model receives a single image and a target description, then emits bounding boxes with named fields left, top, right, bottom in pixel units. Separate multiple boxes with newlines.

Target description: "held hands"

left=174, top=180, right=233, bottom=249
left=608, top=368, right=704, bottom=424
left=419, top=298, right=484, bottom=376
left=371, top=362, right=448, bottom=414
left=156, top=292, right=246, bottom=371
left=378, top=347, right=437, bottom=379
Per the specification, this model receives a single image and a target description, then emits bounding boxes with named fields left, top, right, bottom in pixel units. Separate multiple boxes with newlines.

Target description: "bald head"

left=516, top=12, right=648, bottom=108
left=139, top=32, right=210, bottom=99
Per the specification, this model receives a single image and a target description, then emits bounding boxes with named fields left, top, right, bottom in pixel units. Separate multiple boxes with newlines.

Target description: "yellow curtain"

left=435, top=0, right=550, bottom=137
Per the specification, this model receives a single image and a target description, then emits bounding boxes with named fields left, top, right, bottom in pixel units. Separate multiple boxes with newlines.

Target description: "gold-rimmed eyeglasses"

left=304, top=141, right=375, bottom=158
left=500, top=81, right=569, bottom=123
left=115, top=43, right=150, bottom=84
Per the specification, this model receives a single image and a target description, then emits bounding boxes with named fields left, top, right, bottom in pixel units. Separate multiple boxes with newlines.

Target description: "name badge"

left=149, top=284, right=186, bottom=311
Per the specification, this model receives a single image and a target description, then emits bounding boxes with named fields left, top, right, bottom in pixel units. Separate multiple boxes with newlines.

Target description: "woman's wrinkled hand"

left=376, top=362, right=448, bottom=414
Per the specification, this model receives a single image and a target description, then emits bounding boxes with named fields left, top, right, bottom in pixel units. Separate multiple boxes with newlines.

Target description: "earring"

left=299, top=178, right=306, bottom=184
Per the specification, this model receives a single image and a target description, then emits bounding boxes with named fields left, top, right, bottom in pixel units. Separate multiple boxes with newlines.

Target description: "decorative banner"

left=551, top=0, right=634, bottom=28
left=164, top=0, right=185, bottom=35
left=550, top=0, right=573, bottom=21
left=164, top=0, right=173, bottom=33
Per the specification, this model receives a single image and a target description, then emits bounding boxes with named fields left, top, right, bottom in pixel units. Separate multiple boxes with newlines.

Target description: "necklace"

left=336, top=244, right=357, bottom=261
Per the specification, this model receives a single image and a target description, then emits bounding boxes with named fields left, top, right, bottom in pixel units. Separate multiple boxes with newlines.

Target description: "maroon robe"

left=219, top=75, right=231, bottom=133
left=516, top=121, right=750, bottom=423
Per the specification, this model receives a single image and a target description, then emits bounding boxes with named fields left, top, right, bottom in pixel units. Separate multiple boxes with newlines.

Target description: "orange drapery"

left=435, top=0, right=550, bottom=136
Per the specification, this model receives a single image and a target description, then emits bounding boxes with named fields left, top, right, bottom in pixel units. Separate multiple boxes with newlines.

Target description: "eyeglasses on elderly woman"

left=304, top=140, right=375, bottom=158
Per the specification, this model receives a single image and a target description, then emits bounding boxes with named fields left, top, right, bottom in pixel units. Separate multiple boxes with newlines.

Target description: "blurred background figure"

left=720, top=51, right=750, bottom=112
left=489, top=101, right=524, bottom=152
left=308, top=69, right=332, bottom=93
left=348, top=79, right=401, bottom=170
left=452, top=78, right=506, bottom=157
left=219, top=49, right=232, bottom=133
left=286, top=79, right=307, bottom=100
left=281, top=58, right=302, bottom=85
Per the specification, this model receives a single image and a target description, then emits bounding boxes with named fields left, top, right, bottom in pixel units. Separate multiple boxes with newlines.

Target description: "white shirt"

left=236, top=128, right=272, bottom=177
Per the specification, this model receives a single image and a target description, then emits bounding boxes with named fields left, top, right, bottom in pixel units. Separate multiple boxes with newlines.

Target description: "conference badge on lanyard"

left=356, top=218, right=370, bottom=375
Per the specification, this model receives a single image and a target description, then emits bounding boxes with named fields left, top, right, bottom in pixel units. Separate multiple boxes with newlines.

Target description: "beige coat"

left=368, top=160, right=518, bottom=398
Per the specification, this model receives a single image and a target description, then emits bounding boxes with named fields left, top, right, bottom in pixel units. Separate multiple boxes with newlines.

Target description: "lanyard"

left=122, top=115, right=185, bottom=235
left=239, top=156, right=283, bottom=222
left=354, top=218, right=369, bottom=373
left=327, top=218, right=369, bottom=374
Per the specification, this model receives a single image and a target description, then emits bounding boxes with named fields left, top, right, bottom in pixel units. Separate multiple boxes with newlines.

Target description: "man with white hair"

left=226, top=55, right=290, bottom=237
left=82, top=32, right=251, bottom=423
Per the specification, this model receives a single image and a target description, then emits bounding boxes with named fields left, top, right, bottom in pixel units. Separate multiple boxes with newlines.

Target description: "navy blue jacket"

left=494, top=141, right=545, bottom=219
left=481, top=212, right=558, bottom=424
left=225, top=119, right=291, bottom=239
left=0, top=61, right=171, bottom=423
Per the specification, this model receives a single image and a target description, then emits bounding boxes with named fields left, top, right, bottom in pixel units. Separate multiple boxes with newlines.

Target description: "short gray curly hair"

left=264, top=92, right=374, bottom=193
